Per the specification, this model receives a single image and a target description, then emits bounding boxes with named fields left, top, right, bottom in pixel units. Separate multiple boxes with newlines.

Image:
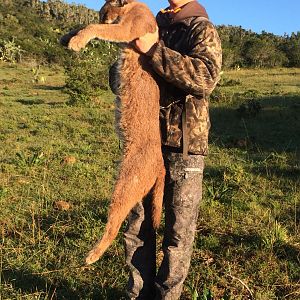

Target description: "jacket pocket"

left=160, top=101, right=183, bottom=148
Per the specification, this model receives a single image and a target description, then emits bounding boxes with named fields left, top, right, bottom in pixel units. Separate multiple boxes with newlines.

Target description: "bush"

left=63, top=40, right=118, bottom=105
left=0, top=38, right=24, bottom=63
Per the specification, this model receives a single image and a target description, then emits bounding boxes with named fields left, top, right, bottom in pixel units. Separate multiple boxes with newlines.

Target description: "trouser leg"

left=124, top=194, right=156, bottom=299
left=155, top=153, right=204, bottom=300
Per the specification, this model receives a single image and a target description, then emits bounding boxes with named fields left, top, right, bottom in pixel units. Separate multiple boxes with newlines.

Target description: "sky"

left=65, top=0, right=300, bottom=36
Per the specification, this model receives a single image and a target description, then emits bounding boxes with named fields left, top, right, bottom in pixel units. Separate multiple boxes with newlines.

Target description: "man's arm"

left=150, top=21, right=222, bottom=97
left=134, top=21, right=222, bottom=98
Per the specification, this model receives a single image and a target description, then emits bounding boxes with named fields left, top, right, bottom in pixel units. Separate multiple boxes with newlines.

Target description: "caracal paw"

left=85, top=249, right=100, bottom=265
left=68, top=36, right=87, bottom=52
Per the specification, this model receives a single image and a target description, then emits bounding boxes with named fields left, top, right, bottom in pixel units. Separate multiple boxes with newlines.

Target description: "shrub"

left=236, top=99, right=262, bottom=118
left=63, top=40, right=118, bottom=105
left=0, top=38, right=24, bottom=63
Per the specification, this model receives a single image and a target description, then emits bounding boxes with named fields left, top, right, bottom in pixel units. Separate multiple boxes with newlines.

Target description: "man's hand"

left=133, top=27, right=159, bottom=56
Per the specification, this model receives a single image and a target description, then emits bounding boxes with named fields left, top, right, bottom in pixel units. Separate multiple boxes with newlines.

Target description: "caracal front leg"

left=68, top=23, right=129, bottom=51
left=68, top=15, right=156, bottom=51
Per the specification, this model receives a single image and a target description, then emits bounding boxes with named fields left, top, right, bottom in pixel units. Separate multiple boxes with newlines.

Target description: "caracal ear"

left=119, top=0, right=128, bottom=5
left=106, top=0, right=128, bottom=6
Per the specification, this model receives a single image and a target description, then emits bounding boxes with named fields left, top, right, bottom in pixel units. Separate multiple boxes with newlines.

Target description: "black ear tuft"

left=118, top=0, right=128, bottom=6
left=106, top=0, right=128, bottom=6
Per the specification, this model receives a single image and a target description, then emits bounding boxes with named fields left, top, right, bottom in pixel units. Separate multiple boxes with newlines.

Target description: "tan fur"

left=66, top=0, right=165, bottom=265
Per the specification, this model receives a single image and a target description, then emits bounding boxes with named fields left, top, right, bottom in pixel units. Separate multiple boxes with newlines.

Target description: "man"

left=121, top=0, right=222, bottom=299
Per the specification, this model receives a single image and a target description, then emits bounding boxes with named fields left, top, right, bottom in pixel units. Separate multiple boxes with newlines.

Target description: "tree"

left=281, top=32, right=300, bottom=67
left=242, top=37, right=287, bottom=68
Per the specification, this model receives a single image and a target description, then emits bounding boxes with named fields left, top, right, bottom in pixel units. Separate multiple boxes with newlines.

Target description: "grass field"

left=0, top=62, right=299, bottom=299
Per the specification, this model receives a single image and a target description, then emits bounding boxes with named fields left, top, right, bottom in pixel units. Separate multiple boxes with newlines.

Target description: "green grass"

left=0, top=62, right=299, bottom=299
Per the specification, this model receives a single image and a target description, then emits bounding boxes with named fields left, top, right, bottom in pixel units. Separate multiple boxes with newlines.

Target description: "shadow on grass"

left=16, top=98, right=66, bottom=106
left=36, top=85, right=64, bottom=91
left=2, top=268, right=126, bottom=299
left=250, top=165, right=300, bottom=182
left=222, top=232, right=300, bottom=265
left=47, top=101, right=66, bottom=106
left=198, top=230, right=300, bottom=269
left=210, top=94, right=300, bottom=154
left=16, top=98, right=45, bottom=105
left=274, top=243, right=300, bottom=269
left=2, top=269, right=77, bottom=299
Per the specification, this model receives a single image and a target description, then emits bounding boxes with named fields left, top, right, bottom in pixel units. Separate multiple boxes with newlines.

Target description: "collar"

left=160, top=7, right=182, bottom=14
left=157, top=1, right=209, bottom=26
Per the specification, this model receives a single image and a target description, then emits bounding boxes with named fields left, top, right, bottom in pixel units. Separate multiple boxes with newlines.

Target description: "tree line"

left=218, top=26, right=300, bottom=68
left=0, top=0, right=299, bottom=68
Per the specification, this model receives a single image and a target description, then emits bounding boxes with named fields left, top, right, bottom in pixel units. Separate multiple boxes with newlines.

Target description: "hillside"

left=0, top=0, right=300, bottom=68
left=0, top=0, right=98, bottom=64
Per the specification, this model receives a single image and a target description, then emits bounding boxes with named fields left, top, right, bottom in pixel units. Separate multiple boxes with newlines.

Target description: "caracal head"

left=99, top=0, right=134, bottom=24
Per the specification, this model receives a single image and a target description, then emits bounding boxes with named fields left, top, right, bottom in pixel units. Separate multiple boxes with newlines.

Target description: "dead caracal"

left=65, top=0, right=165, bottom=265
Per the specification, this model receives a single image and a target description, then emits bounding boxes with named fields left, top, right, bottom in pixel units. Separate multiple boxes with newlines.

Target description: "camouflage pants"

left=124, top=152, right=204, bottom=299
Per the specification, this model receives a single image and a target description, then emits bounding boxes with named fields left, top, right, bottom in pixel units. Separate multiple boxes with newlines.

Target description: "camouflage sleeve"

left=150, top=21, right=222, bottom=97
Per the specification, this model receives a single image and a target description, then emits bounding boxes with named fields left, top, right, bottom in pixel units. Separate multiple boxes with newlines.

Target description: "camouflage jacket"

left=150, top=1, right=222, bottom=155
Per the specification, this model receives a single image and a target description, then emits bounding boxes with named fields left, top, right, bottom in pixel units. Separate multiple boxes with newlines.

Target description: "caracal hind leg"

left=151, top=163, right=165, bottom=229
left=85, top=169, right=156, bottom=264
